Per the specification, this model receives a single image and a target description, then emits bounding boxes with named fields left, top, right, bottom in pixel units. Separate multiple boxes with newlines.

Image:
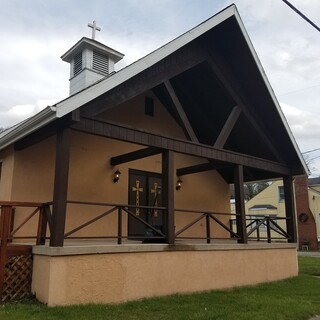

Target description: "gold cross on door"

left=150, top=182, right=159, bottom=217
left=132, top=180, right=143, bottom=216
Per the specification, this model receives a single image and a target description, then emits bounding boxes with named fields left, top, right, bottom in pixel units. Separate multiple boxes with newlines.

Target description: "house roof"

left=0, top=4, right=308, bottom=179
left=309, top=177, right=320, bottom=186
left=249, top=204, right=277, bottom=210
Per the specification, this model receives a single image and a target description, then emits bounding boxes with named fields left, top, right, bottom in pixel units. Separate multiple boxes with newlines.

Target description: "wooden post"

left=36, top=206, right=47, bottom=245
left=0, top=205, right=12, bottom=298
left=256, top=220, right=260, bottom=241
left=234, top=165, right=248, bottom=243
left=50, top=128, right=71, bottom=247
left=162, top=150, right=175, bottom=244
left=266, top=218, right=271, bottom=243
left=206, top=214, right=211, bottom=244
left=117, top=207, right=122, bottom=245
left=283, top=175, right=297, bottom=243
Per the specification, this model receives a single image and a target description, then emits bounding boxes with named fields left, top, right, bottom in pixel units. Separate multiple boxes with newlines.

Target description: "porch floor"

left=30, top=239, right=296, bottom=256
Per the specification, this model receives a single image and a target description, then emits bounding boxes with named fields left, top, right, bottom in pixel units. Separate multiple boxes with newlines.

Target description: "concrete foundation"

left=32, top=243, right=298, bottom=306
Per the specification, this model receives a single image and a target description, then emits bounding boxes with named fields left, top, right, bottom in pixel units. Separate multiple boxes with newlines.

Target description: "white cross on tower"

left=88, top=20, right=101, bottom=40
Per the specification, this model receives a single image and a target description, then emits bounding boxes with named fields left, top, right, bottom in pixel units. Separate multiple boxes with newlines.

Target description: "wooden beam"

left=162, top=150, right=175, bottom=244
left=110, top=147, right=162, bottom=166
left=50, top=128, right=71, bottom=247
left=234, top=165, right=247, bottom=244
left=164, top=80, right=198, bottom=142
left=72, top=117, right=292, bottom=176
left=206, top=54, right=285, bottom=163
left=15, top=113, right=79, bottom=151
left=0, top=201, right=45, bottom=207
left=36, top=206, right=48, bottom=245
left=214, top=105, right=241, bottom=149
left=177, top=161, right=230, bottom=176
left=283, top=175, right=297, bottom=243
left=81, top=43, right=207, bottom=117
left=0, top=205, right=12, bottom=298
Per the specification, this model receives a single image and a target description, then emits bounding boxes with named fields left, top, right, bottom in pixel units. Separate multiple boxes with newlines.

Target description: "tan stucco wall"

left=99, top=91, right=186, bottom=139
left=0, top=146, right=15, bottom=200
left=1, top=91, right=230, bottom=241
left=32, top=244, right=298, bottom=306
left=10, top=136, right=56, bottom=202
left=2, top=137, right=56, bottom=239
left=66, top=132, right=230, bottom=239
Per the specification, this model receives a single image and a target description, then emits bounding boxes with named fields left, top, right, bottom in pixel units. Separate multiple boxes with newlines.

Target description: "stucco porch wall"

left=32, top=243, right=298, bottom=306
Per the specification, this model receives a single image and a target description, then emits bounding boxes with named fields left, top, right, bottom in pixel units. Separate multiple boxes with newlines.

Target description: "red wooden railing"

left=0, top=201, right=50, bottom=301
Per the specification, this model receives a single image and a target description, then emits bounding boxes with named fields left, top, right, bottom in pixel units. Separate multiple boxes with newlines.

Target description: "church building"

left=0, top=5, right=307, bottom=305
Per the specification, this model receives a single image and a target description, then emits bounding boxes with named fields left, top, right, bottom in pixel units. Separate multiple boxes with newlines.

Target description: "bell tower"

left=61, top=21, right=124, bottom=95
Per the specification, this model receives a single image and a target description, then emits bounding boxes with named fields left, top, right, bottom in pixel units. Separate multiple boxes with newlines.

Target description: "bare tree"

left=230, top=181, right=270, bottom=200
left=243, top=181, right=270, bottom=200
left=303, top=154, right=317, bottom=176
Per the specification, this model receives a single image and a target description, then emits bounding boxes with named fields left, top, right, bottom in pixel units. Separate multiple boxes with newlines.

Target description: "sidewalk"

left=298, top=251, right=320, bottom=257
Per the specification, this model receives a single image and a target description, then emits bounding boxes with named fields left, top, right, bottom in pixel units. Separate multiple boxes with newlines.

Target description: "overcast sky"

left=0, top=0, right=320, bottom=175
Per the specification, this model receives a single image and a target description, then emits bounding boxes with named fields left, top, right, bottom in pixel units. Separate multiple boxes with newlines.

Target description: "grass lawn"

left=0, top=256, right=319, bottom=320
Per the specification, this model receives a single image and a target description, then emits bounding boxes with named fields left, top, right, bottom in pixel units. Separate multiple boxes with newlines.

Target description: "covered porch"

left=0, top=146, right=298, bottom=305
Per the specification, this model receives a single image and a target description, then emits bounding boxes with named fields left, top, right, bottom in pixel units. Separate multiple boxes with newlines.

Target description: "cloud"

left=280, top=102, right=320, bottom=176
left=0, top=0, right=320, bottom=174
left=280, top=103, right=320, bottom=150
left=0, top=99, right=57, bottom=128
left=8, top=105, right=36, bottom=116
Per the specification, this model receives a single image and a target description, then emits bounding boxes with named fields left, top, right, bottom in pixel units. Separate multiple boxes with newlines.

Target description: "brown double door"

left=128, top=169, right=163, bottom=238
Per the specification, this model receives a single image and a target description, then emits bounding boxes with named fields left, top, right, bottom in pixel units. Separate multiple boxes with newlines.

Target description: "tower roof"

left=61, top=37, right=124, bottom=63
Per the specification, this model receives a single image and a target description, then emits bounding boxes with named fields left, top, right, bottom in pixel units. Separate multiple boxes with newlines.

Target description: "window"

left=145, top=97, right=154, bottom=116
left=278, top=186, right=285, bottom=201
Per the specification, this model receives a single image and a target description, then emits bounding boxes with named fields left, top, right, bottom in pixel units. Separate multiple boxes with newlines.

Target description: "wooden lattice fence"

left=0, top=245, right=32, bottom=302
left=0, top=203, right=45, bottom=303
left=1, top=247, right=33, bottom=302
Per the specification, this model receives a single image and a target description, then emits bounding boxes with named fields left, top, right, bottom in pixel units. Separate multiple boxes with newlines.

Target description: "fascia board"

left=55, top=5, right=237, bottom=118
left=61, top=37, right=124, bottom=63
left=233, top=8, right=309, bottom=175
left=0, top=106, right=57, bottom=151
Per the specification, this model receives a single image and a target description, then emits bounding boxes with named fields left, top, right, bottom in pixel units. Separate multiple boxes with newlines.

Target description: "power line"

left=309, top=155, right=320, bottom=162
left=278, top=83, right=320, bottom=97
left=282, top=0, right=320, bottom=32
left=302, top=148, right=320, bottom=154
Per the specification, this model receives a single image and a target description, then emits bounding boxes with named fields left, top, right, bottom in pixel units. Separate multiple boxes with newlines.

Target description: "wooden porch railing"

left=230, top=215, right=292, bottom=243
left=65, top=200, right=167, bottom=244
left=0, top=201, right=294, bottom=248
left=0, top=201, right=51, bottom=302
left=174, top=209, right=240, bottom=243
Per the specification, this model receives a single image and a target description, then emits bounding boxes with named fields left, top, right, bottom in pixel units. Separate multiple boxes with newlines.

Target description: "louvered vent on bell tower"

left=73, top=51, right=83, bottom=76
left=93, top=50, right=109, bottom=75
left=61, top=37, right=124, bottom=95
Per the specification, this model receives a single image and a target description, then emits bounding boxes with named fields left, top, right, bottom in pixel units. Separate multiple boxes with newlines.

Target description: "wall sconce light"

left=176, top=178, right=182, bottom=191
left=113, top=169, right=121, bottom=183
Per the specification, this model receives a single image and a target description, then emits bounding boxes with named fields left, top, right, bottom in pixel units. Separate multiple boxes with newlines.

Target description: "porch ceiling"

left=75, top=13, right=305, bottom=181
